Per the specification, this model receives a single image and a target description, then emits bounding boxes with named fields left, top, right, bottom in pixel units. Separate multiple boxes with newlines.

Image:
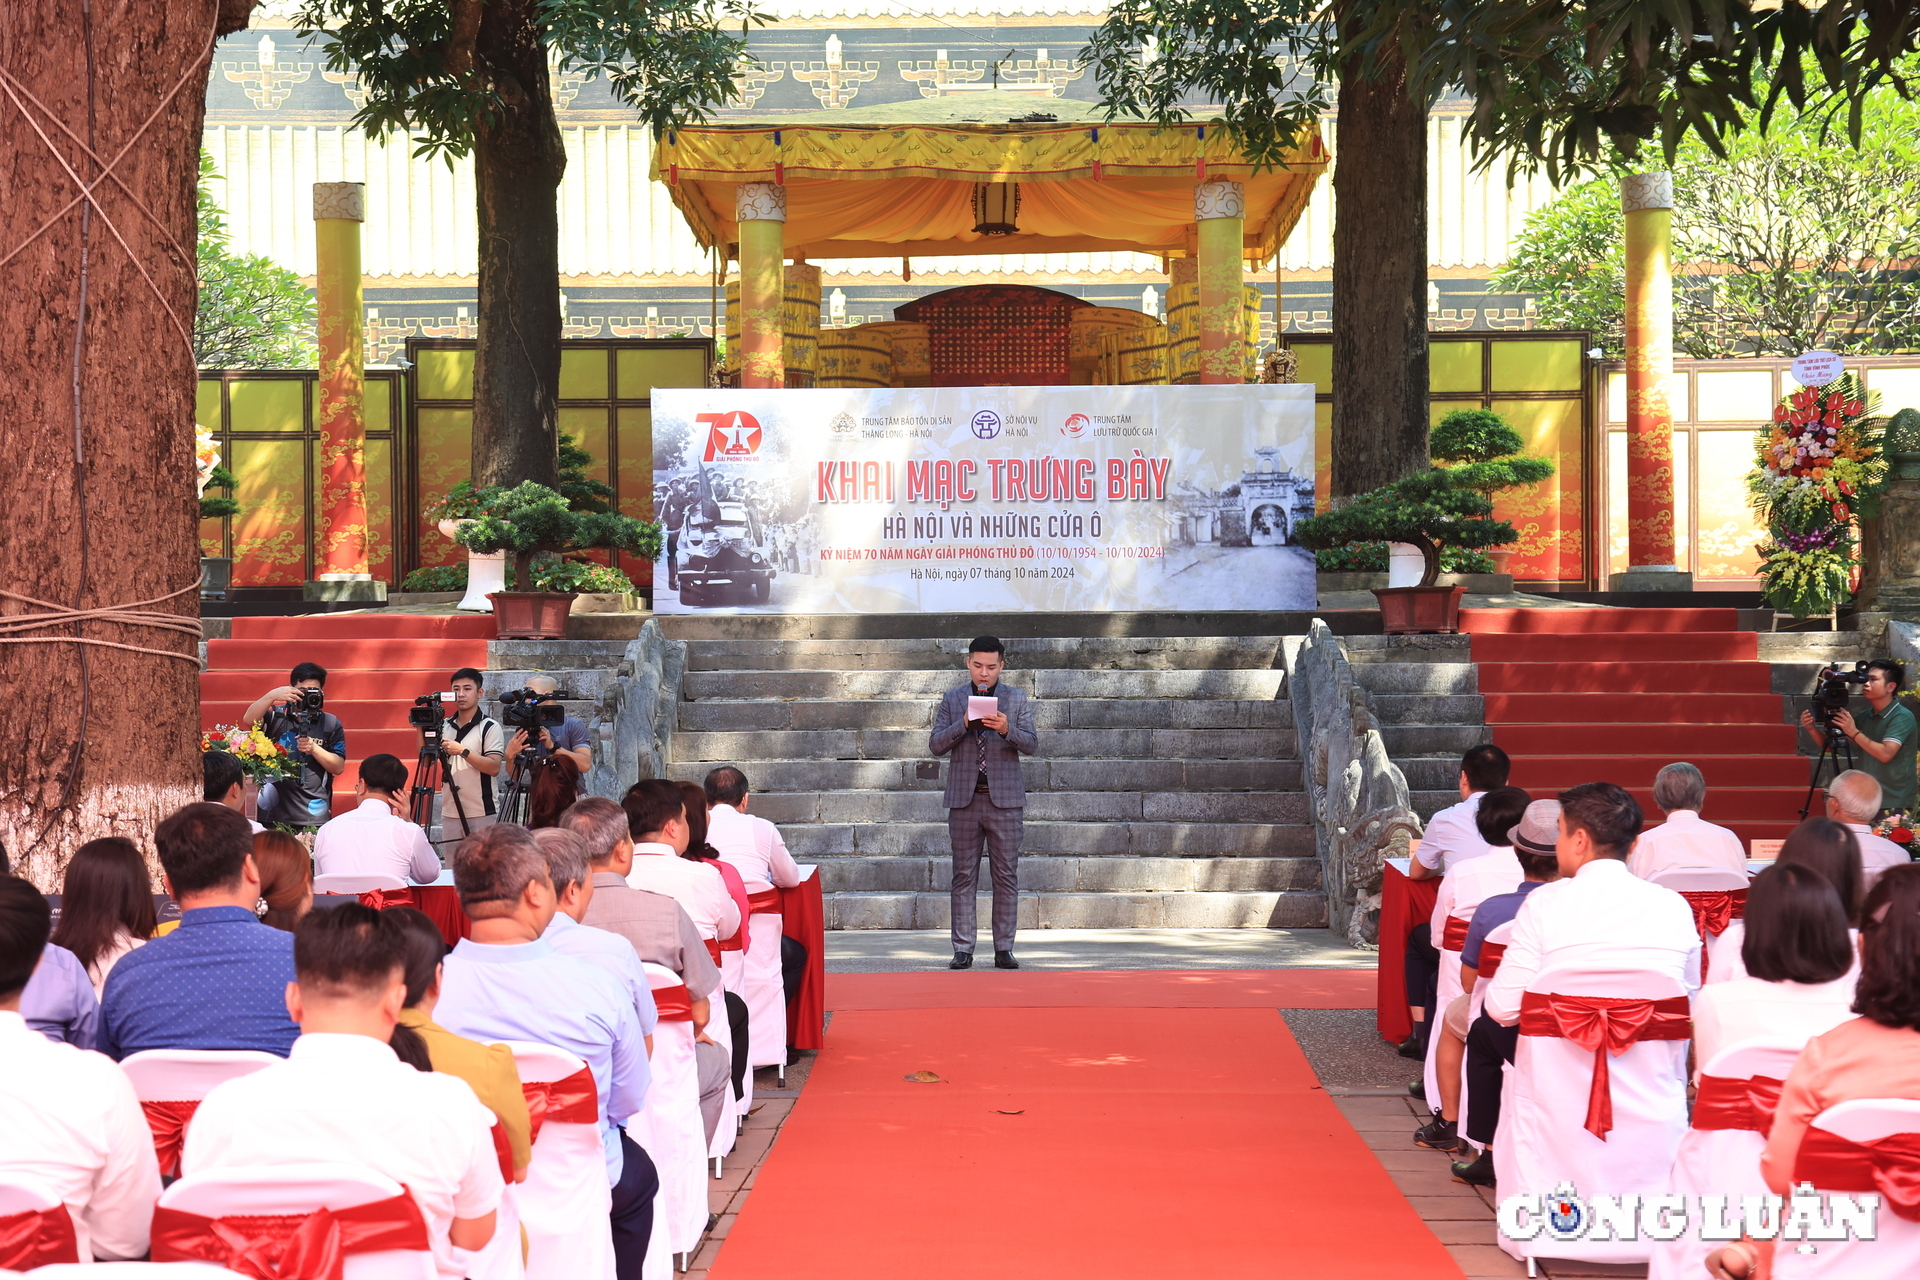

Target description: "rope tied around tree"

left=0, top=581, right=205, bottom=667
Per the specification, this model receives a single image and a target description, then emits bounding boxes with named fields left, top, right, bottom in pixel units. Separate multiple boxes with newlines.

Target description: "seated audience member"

left=1402, top=744, right=1510, bottom=1058
left=98, top=803, right=299, bottom=1059
left=1707, top=863, right=1920, bottom=1279
left=621, top=780, right=741, bottom=945
left=18, top=935, right=98, bottom=1049
left=1413, top=789, right=1538, bottom=1166
left=560, top=797, right=731, bottom=1125
left=1824, top=769, right=1912, bottom=886
left=252, top=830, right=314, bottom=933
left=385, top=907, right=532, bottom=1184
left=314, top=753, right=441, bottom=884
left=1690, top=863, right=1857, bottom=1075
left=0, top=878, right=161, bottom=1261
left=434, top=824, right=655, bottom=1280
left=1708, top=817, right=1864, bottom=985
left=183, top=905, right=501, bottom=1279
left=704, top=766, right=802, bottom=894
left=526, top=753, right=583, bottom=829
left=203, top=749, right=265, bottom=834
left=678, top=781, right=751, bottom=1101
left=1626, top=762, right=1748, bottom=880
left=50, top=838, right=156, bottom=997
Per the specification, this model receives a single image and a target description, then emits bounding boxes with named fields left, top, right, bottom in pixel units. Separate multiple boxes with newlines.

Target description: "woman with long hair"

left=1706, top=816, right=1866, bottom=984
left=384, top=908, right=531, bottom=1183
left=678, top=779, right=752, bottom=1100
left=251, top=831, right=313, bottom=932
left=51, top=837, right=156, bottom=996
left=526, top=754, right=582, bottom=829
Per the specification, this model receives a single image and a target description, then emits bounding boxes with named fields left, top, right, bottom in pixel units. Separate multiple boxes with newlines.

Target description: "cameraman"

left=431, top=667, right=504, bottom=838
left=242, top=661, right=346, bottom=828
left=502, top=674, right=592, bottom=776
left=1799, top=659, right=1918, bottom=817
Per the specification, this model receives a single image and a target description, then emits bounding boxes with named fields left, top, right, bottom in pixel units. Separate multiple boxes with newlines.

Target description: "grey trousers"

left=949, top=791, right=1023, bottom=952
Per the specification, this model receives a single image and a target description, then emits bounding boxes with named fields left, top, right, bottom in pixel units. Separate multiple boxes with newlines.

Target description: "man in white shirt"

left=620, top=780, right=741, bottom=943
left=313, top=753, right=442, bottom=884
left=702, top=767, right=800, bottom=893
left=1410, top=744, right=1511, bottom=881
left=1824, top=769, right=1913, bottom=886
left=183, top=904, right=501, bottom=1280
left=0, top=879, right=160, bottom=1262
left=1626, top=762, right=1749, bottom=880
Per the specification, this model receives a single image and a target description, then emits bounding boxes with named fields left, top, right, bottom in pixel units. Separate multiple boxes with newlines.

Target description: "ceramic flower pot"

left=488, top=591, right=577, bottom=639
left=1373, top=584, right=1466, bottom=635
left=439, top=518, right=506, bottom=612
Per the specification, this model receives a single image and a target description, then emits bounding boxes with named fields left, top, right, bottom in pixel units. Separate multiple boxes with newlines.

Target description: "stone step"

left=1396, top=758, right=1462, bottom=791
left=815, top=855, right=1323, bottom=894
left=676, top=697, right=1294, bottom=733
left=1379, top=724, right=1489, bottom=757
left=682, top=636, right=1285, bottom=672
left=749, top=788, right=1307, bottom=825
left=1412, top=790, right=1463, bottom=821
left=1343, top=635, right=1475, bottom=664
left=1754, top=632, right=1863, bottom=661
left=781, top=820, right=1316, bottom=859
left=1347, top=662, right=1479, bottom=695
left=664, top=757, right=1301, bottom=794
left=827, top=890, right=1329, bottom=930
left=672, top=726, right=1298, bottom=763
left=487, top=639, right=631, bottom=669
left=1368, top=694, right=1486, bottom=726
left=680, top=667, right=1287, bottom=701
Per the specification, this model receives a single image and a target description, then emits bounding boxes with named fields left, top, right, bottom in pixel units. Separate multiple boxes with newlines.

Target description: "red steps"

left=1475, top=661, right=1772, bottom=694
left=1459, top=608, right=1741, bottom=634
left=1491, top=723, right=1797, bottom=756
left=1508, top=755, right=1811, bottom=789
left=1469, top=632, right=1757, bottom=662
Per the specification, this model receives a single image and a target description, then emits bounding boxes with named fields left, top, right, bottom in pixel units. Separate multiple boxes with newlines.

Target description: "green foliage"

left=199, top=463, right=241, bottom=521
left=1888, top=408, right=1920, bottom=455
left=424, top=481, right=507, bottom=525
left=401, top=564, right=469, bottom=593
left=532, top=558, right=634, bottom=594
left=557, top=433, right=616, bottom=514
left=1294, top=470, right=1516, bottom=588
left=1313, top=543, right=1495, bottom=574
left=455, top=482, right=662, bottom=591
left=1488, top=180, right=1628, bottom=353
left=1430, top=408, right=1555, bottom=512
left=195, top=152, right=316, bottom=369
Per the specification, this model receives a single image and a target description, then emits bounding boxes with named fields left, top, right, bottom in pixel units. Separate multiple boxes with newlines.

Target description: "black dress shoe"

left=994, top=950, right=1019, bottom=969
left=1408, top=1078, right=1426, bottom=1101
left=1452, top=1147, right=1495, bottom=1186
left=1412, top=1115, right=1457, bottom=1150
left=1395, top=1030, right=1427, bottom=1060
left=949, top=951, right=973, bottom=969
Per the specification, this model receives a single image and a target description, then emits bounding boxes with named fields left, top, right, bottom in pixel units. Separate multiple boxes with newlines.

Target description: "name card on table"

left=1387, top=858, right=1412, bottom=877
left=1749, top=840, right=1783, bottom=863
left=798, top=864, right=818, bottom=881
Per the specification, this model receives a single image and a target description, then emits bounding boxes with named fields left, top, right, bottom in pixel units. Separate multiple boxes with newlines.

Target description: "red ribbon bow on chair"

left=0, top=1203, right=80, bottom=1270
left=1691, top=1073, right=1785, bottom=1135
left=1477, top=942, right=1508, bottom=981
left=521, top=1065, right=599, bottom=1146
left=747, top=888, right=782, bottom=916
left=1519, top=991, right=1692, bottom=1139
left=1440, top=916, right=1471, bottom=953
left=142, top=1098, right=202, bottom=1178
left=1792, top=1128, right=1920, bottom=1222
left=152, top=1189, right=430, bottom=1280
left=357, top=888, right=416, bottom=911
left=1677, top=889, right=1746, bottom=980
left=651, top=983, right=694, bottom=1022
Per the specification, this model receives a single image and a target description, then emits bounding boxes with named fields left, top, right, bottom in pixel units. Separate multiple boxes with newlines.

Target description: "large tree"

left=0, top=0, right=257, bottom=885
left=296, top=0, right=758, bottom=489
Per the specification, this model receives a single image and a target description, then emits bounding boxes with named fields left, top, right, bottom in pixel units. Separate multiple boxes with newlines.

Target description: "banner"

left=651, top=384, right=1316, bottom=613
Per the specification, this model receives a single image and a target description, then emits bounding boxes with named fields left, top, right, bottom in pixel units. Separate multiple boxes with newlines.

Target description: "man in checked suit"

left=929, top=635, right=1039, bottom=970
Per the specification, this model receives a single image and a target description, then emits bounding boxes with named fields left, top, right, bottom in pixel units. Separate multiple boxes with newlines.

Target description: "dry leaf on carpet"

left=904, top=1070, right=945, bottom=1083
left=993, top=1109, right=1025, bottom=1115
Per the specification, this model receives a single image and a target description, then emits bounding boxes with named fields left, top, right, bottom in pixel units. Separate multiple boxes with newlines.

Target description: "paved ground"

left=826, top=927, right=1377, bottom=972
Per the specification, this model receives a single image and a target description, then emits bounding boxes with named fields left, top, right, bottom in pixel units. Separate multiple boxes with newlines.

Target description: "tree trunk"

left=471, top=0, right=565, bottom=491
left=0, top=0, right=255, bottom=887
left=1330, top=45, right=1429, bottom=498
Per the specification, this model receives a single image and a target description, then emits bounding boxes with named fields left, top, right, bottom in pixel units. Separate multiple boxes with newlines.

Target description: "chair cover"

left=1651, top=867, right=1749, bottom=981
left=502, top=1043, right=612, bottom=1280
left=700, top=984, right=741, bottom=1162
left=1494, top=965, right=1691, bottom=1265
left=28, top=1266, right=236, bottom=1277
left=632, top=963, right=707, bottom=1257
left=312, top=873, right=409, bottom=895
left=1647, top=1039, right=1804, bottom=1280
left=157, top=1163, right=435, bottom=1280
left=0, top=1178, right=78, bottom=1271
left=119, top=1050, right=281, bottom=1178
left=1772, top=1098, right=1920, bottom=1279
left=742, top=900, right=788, bottom=1071
left=1704, top=919, right=1749, bottom=985
left=1422, top=914, right=1473, bottom=1119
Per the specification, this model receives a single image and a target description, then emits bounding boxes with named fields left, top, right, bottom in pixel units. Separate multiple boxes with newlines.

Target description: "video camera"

left=499, top=688, right=566, bottom=737
left=1811, top=661, right=1871, bottom=732
left=408, top=693, right=452, bottom=742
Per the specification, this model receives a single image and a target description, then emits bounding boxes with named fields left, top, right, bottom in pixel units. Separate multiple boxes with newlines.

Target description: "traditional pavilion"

left=651, top=92, right=1327, bottom=389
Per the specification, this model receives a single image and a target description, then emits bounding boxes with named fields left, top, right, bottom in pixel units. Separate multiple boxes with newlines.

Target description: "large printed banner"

left=651, top=384, right=1317, bottom=614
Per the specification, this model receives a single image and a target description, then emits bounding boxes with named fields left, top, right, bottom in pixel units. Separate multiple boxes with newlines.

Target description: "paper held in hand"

left=967, top=695, right=999, bottom=722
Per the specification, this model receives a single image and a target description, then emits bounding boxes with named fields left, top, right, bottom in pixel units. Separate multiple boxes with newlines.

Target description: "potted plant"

left=196, top=426, right=240, bottom=600
left=1747, top=375, right=1885, bottom=619
left=424, top=481, right=508, bottom=611
left=454, top=482, right=663, bottom=637
left=1429, top=408, right=1555, bottom=576
left=1294, top=469, right=1516, bottom=633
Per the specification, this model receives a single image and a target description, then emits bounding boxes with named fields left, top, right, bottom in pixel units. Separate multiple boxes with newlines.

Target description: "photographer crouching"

left=1798, top=658, right=1918, bottom=819
left=500, top=676, right=590, bottom=826
left=241, top=661, right=347, bottom=829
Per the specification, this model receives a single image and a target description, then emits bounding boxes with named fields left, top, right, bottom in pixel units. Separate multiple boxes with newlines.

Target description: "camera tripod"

left=409, top=730, right=473, bottom=846
left=1799, top=718, right=1856, bottom=819
left=496, top=752, right=532, bottom=828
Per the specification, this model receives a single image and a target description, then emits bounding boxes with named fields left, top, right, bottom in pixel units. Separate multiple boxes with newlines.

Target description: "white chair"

left=701, top=983, right=740, bottom=1174
left=502, top=1043, right=612, bottom=1280
left=630, top=963, right=706, bottom=1268
left=1647, top=1038, right=1805, bottom=1280
left=741, top=910, right=789, bottom=1080
left=156, top=1163, right=434, bottom=1280
left=1651, top=867, right=1750, bottom=975
left=1422, top=912, right=1474, bottom=1117
left=118, top=1049, right=280, bottom=1178
left=1494, top=964, right=1692, bottom=1266
left=1772, top=1097, right=1920, bottom=1279
left=312, top=873, right=409, bottom=896
left=0, top=1178, right=77, bottom=1270
left=1705, top=918, right=1750, bottom=985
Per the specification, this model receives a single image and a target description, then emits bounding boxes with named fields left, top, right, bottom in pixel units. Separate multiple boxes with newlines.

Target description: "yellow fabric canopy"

left=653, top=117, right=1326, bottom=263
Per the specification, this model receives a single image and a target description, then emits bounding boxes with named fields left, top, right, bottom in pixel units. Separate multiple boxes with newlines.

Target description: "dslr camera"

left=286, top=685, right=326, bottom=730
left=499, top=688, right=566, bottom=736
left=1810, top=661, right=1870, bottom=732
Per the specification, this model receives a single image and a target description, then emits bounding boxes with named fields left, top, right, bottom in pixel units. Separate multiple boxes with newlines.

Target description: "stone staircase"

left=1343, top=634, right=1488, bottom=819
left=660, top=631, right=1324, bottom=930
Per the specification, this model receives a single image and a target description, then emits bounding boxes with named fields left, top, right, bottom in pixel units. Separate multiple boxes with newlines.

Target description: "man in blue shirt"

left=19, top=942, right=98, bottom=1049
left=435, top=824, right=655, bottom=1280
left=99, top=804, right=299, bottom=1059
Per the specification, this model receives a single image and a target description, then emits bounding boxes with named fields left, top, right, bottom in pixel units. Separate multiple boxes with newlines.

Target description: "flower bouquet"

left=1747, top=376, right=1885, bottom=618
left=201, top=724, right=299, bottom=783
left=1874, top=811, right=1916, bottom=848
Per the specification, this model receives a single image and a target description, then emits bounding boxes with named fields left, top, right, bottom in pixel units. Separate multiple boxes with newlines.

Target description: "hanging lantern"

left=972, top=182, right=1020, bottom=235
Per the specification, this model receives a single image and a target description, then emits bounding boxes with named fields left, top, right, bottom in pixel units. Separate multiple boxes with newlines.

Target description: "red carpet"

left=1462, top=608, right=1801, bottom=847
left=713, top=1003, right=1461, bottom=1280
left=201, top=613, right=494, bottom=788
left=827, top=968, right=1376, bottom=1010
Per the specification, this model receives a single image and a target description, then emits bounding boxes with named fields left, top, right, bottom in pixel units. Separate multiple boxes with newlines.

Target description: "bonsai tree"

left=454, top=482, right=663, bottom=596
left=199, top=463, right=240, bottom=521
left=557, top=433, right=616, bottom=514
left=1294, top=469, right=1516, bottom=588
left=1430, top=408, right=1555, bottom=507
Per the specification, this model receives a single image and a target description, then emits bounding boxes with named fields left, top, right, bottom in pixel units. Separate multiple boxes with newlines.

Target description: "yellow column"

left=312, top=182, right=370, bottom=583
left=1195, top=179, right=1247, bottom=385
left=1617, top=172, right=1688, bottom=589
left=736, top=182, right=787, bottom=388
